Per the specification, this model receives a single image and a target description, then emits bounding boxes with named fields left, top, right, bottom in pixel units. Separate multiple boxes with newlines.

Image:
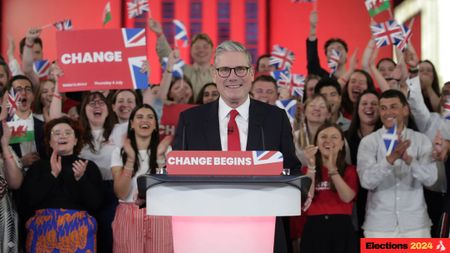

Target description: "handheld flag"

left=33, top=60, right=50, bottom=80
left=327, top=49, right=340, bottom=75
left=54, top=19, right=72, bottom=31
left=291, top=74, right=305, bottom=97
left=173, top=20, right=188, bottom=48
left=365, top=0, right=390, bottom=17
left=103, top=1, right=112, bottom=26
left=162, top=57, right=185, bottom=78
left=271, top=69, right=292, bottom=88
left=443, top=96, right=450, bottom=120
left=397, top=19, right=414, bottom=51
left=127, top=0, right=149, bottom=19
left=270, top=45, right=295, bottom=71
left=7, top=119, right=35, bottom=144
left=382, top=122, right=398, bottom=156
left=370, top=20, right=404, bottom=48
left=7, top=87, right=20, bottom=121
left=276, top=99, right=297, bottom=124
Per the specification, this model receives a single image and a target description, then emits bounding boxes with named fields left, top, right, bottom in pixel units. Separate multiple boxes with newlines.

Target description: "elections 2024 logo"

left=56, top=28, right=148, bottom=92
left=166, top=151, right=284, bottom=176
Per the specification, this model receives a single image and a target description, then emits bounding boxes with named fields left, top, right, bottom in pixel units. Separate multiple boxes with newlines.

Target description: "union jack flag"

left=122, top=28, right=146, bottom=48
left=371, top=20, right=404, bottom=48
left=443, top=96, right=450, bottom=120
left=33, top=60, right=50, bottom=80
left=162, top=57, right=185, bottom=78
left=7, top=87, right=20, bottom=121
left=54, top=19, right=72, bottom=31
left=327, top=49, right=340, bottom=75
left=397, top=23, right=413, bottom=51
left=276, top=99, right=297, bottom=123
left=271, top=69, right=292, bottom=88
left=252, top=151, right=283, bottom=165
left=382, top=122, right=398, bottom=156
left=270, top=45, right=295, bottom=71
left=291, top=74, right=305, bottom=97
left=127, top=0, right=149, bottom=19
left=173, top=20, right=188, bottom=48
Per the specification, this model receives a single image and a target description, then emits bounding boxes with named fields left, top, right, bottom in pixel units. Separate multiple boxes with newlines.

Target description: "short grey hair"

left=214, top=40, right=252, bottom=66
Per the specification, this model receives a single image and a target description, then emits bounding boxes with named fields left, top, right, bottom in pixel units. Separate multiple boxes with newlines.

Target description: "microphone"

left=259, top=125, right=265, bottom=151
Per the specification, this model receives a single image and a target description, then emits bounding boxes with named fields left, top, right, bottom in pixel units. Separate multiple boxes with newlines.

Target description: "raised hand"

left=148, top=18, right=163, bottom=36
left=123, top=138, right=136, bottom=162
left=50, top=150, right=62, bottom=178
left=303, top=145, right=318, bottom=169
left=72, top=159, right=88, bottom=181
left=386, top=135, right=411, bottom=165
left=26, top=28, right=42, bottom=44
left=433, top=130, right=448, bottom=161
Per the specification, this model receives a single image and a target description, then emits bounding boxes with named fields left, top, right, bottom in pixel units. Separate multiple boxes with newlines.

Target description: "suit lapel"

left=246, top=99, right=265, bottom=150
left=204, top=100, right=222, bottom=150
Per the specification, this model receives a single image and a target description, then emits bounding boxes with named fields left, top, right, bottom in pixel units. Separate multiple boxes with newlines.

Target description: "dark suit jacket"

left=173, top=98, right=302, bottom=173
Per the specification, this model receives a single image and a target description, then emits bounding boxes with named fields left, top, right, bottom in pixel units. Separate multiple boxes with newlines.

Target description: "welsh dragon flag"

left=7, top=119, right=35, bottom=144
left=365, top=0, right=390, bottom=17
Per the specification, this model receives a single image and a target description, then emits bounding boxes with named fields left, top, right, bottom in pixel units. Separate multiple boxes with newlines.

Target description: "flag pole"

left=41, top=23, right=53, bottom=30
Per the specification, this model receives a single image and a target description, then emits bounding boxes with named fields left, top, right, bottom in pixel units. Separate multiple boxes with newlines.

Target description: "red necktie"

left=227, top=109, right=241, bottom=151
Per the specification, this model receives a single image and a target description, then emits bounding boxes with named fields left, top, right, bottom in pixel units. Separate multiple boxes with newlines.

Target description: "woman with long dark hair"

left=111, top=104, right=173, bottom=252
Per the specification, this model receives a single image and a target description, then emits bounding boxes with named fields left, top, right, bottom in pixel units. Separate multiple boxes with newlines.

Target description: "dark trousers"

left=424, top=189, right=446, bottom=238
left=94, top=180, right=118, bottom=253
left=300, top=215, right=358, bottom=253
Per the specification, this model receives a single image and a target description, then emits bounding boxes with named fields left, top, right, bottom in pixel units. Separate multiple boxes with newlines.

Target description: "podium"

left=137, top=174, right=311, bottom=253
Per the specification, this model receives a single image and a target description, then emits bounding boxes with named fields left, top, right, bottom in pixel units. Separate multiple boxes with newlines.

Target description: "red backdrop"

left=1, top=0, right=420, bottom=84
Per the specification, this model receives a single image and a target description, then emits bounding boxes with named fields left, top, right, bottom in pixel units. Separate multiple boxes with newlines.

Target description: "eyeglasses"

left=15, top=86, right=33, bottom=94
left=51, top=130, right=74, bottom=138
left=87, top=100, right=106, bottom=107
left=215, top=66, right=250, bottom=78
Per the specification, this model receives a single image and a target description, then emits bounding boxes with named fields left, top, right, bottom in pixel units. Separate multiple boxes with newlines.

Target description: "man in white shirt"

left=173, top=40, right=301, bottom=253
left=357, top=89, right=437, bottom=238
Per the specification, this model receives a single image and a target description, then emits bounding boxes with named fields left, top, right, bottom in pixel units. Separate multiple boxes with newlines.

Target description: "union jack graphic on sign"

left=128, top=56, right=148, bottom=89
left=252, top=151, right=283, bottom=165
left=122, top=28, right=146, bottom=48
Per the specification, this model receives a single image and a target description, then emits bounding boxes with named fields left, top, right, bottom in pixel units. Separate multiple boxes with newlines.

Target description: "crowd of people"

left=0, top=10, right=449, bottom=253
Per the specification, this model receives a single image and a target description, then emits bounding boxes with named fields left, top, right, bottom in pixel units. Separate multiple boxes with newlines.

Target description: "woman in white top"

left=78, top=92, right=118, bottom=253
left=111, top=104, right=173, bottom=253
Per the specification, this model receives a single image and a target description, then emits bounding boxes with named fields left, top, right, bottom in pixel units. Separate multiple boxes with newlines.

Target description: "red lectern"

left=137, top=151, right=311, bottom=253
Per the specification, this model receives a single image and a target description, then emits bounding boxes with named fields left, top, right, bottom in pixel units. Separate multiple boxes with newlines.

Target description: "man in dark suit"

left=173, top=40, right=302, bottom=253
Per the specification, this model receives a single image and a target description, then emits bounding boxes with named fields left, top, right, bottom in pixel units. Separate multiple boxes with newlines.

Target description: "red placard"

left=166, top=151, right=283, bottom=176
left=361, top=238, right=450, bottom=253
left=56, top=29, right=148, bottom=92
left=159, top=103, right=196, bottom=139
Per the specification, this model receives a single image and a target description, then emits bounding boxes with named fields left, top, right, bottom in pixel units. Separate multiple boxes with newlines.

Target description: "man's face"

left=257, top=57, right=275, bottom=74
left=326, top=42, right=347, bottom=65
left=319, top=86, right=341, bottom=115
left=31, top=44, right=43, bottom=61
left=251, top=80, right=278, bottom=105
left=12, top=79, right=34, bottom=113
left=213, top=51, right=254, bottom=107
left=379, top=97, right=408, bottom=129
left=191, top=39, right=213, bottom=66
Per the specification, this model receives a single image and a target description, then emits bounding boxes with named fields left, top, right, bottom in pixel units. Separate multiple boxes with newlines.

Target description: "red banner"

left=56, top=29, right=148, bottom=92
left=361, top=238, right=450, bottom=253
left=167, top=151, right=283, bottom=176
left=159, top=103, right=196, bottom=139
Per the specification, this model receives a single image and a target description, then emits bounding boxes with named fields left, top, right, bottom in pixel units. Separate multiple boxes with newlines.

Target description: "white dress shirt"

left=218, top=96, right=250, bottom=151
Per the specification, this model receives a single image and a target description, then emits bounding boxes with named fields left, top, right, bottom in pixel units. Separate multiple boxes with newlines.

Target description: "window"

left=217, top=0, right=230, bottom=43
